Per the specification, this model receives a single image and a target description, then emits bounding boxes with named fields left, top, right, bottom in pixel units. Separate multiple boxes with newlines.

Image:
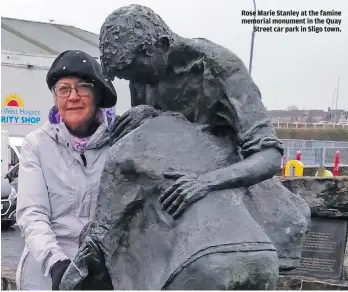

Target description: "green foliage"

left=276, top=128, right=348, bottom=141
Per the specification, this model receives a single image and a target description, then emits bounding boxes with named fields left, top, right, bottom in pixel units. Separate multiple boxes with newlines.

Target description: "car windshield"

left=10, top=147, right=20, bottom=166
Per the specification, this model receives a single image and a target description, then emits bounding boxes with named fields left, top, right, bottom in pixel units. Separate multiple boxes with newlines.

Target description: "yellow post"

left=284, top=160, right=304, bottom=177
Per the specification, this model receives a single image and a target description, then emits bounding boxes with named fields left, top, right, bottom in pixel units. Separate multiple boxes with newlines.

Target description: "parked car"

left=1, top=163, right=19, bottom=229
left=4, top=162, right=18, bottom=192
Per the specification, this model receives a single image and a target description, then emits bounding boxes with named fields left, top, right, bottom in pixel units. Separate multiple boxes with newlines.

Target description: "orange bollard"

left=333, top=151, right=340, bottom=176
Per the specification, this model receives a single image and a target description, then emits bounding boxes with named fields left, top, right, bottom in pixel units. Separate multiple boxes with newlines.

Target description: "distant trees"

left=286, top=105, right=299, bottom=111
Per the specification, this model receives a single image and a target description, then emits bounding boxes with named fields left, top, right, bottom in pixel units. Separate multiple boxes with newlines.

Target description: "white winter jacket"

left=16, top=119, right=112, bottom=290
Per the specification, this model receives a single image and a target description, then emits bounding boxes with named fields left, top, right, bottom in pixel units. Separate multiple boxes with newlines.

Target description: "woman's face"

left=53, top=77, right=97, bottom=130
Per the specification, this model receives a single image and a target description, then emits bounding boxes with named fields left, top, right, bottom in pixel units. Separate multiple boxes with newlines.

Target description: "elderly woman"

left=15, top=50, right=117, bottom=290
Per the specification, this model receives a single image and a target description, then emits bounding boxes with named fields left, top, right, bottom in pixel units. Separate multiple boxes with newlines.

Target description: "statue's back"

left=90, top=114, right=277, bottom=289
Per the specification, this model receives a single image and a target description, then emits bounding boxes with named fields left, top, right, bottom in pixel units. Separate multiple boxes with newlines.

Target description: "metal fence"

left=281, top=139, right=348, bottom=148
left=273, top=122, right=348, bottom=129
left=283, top=147, right=348, bottom=167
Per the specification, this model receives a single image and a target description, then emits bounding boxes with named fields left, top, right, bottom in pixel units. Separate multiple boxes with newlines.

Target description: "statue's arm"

left=200, top=66, right=283, bottom=190
left=201, top=148, right=282, bottom=190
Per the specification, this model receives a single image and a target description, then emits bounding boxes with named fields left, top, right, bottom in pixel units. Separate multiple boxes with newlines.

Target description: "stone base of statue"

left=60, top=112, right=310, bottom=290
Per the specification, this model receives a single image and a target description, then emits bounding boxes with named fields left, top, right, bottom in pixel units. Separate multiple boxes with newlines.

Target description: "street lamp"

left=333, top=78, right=340, bottom=123
left=331, top=88, right=337, bottom=122
left=248, top=0, right=256, bottom=75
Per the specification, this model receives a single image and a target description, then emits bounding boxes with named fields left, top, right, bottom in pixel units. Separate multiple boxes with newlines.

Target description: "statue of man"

left=101, top=4, right=281, bottom=214
left=59, top=4, right=310, bottom=290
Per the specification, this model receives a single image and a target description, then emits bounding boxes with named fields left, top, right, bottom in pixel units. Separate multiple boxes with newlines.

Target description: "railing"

left=273, top=122, right=348, bottom=129
left=281, top=139, right=348, bottom=148
left=283, top=147, right=348, bottom=167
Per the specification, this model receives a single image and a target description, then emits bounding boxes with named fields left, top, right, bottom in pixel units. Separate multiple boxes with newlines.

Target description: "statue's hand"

left=69, top=237, right=113, bottom=290
left=159, top=171, right=211, bottom=219
left=111, top=105, right=161, bottom=144
left=84, top=238, right=107, bottom=279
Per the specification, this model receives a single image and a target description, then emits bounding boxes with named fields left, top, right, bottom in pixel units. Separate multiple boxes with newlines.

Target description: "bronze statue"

left=60, top=4, right=310, bottom=290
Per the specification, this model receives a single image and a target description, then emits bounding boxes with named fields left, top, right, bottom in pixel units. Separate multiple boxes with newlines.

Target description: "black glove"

left=50, top=259, right=71, bottom=290
left=110, top=105, right=161, bottom=144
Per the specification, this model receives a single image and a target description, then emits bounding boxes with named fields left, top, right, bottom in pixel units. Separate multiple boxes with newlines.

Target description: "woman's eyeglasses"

left=52, top=82, right=94, bottom=98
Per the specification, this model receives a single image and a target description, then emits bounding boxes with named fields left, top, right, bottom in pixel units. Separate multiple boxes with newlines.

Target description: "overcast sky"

left=1, top=0, right=347, bottom=111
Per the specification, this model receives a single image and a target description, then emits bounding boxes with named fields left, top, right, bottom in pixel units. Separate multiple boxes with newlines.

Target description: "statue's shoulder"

left=168, top=38, right=248, bottom=77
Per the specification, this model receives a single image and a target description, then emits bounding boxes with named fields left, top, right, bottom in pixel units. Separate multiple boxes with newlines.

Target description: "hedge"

left=276, top=128, right=348, bottom=141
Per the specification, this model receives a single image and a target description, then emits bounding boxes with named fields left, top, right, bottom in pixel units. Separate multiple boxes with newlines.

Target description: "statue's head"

left=100, top=4, right=174, bottom=83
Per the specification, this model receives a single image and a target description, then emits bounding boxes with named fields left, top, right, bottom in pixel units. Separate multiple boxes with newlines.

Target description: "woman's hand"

left=159, top=171, right=212, bottom=219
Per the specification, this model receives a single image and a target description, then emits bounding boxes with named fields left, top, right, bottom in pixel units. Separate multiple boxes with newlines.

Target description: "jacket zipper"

left=80, top=149, right=87, bottom=167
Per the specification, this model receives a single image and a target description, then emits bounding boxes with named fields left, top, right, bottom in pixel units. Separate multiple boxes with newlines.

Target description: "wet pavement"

left=1, top=225, right=24, bottom=278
